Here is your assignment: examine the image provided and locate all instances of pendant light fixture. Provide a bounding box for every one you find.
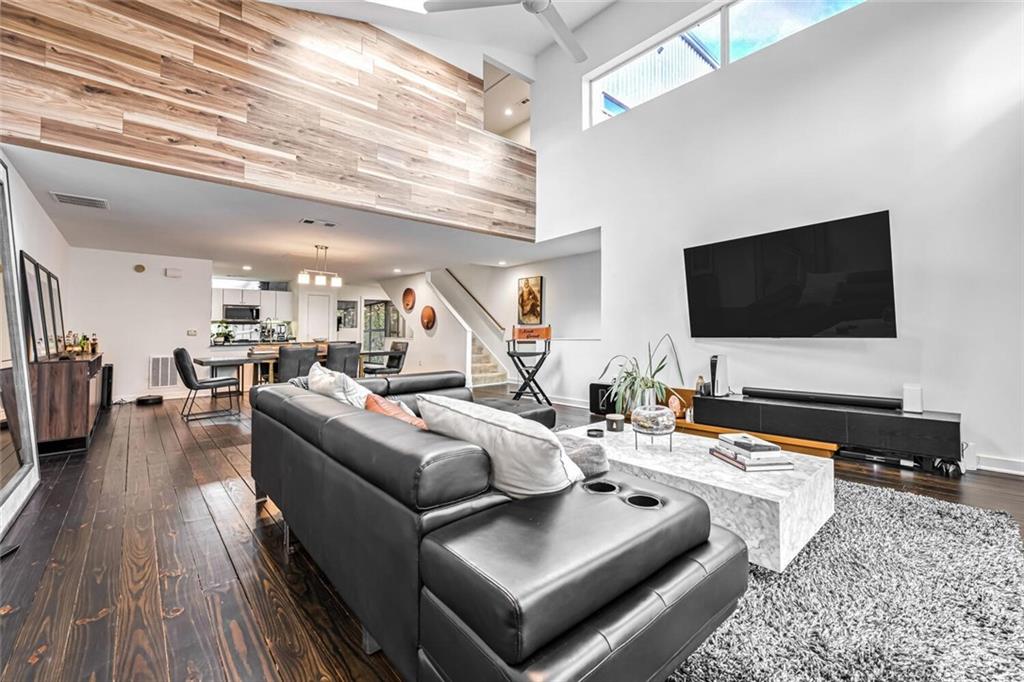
[298,244,343,288]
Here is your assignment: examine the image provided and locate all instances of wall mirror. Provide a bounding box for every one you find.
[20,252,47,361]
[0,159,41,536]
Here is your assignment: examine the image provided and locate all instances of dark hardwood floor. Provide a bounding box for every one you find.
[1,391,1021,680]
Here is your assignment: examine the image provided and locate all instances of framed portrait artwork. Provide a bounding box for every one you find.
[517,276,543,325]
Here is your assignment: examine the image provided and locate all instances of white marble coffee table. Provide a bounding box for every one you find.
[562,424,834,572]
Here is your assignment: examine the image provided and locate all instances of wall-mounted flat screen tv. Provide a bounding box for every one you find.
[683,211,897,338]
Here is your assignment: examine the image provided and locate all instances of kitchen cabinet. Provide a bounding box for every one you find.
[222,288,243,305]
[275,291,294,321]
[260,290,277,319]
[211,288,223,320]
[241,289,261,306]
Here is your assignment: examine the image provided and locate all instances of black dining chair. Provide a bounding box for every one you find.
[278,345,318,383]
[326,342,361,376]
[173,347,240,422]
[363,341,408,376]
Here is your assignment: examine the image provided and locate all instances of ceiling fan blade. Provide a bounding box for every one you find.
[424,0,520,12]
[534,3,587,63]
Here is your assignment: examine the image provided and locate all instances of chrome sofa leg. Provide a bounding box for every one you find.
[362,626,381,655]
[283,521,297,556]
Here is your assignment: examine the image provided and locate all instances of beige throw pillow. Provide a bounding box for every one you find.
[417,393,583,498]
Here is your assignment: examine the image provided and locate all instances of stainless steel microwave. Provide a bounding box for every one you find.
[223,304,260,321]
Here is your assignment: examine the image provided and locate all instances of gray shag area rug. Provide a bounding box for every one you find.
[671,479,1024,682]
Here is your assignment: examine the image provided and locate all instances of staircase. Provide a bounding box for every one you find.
[471,335,507,387]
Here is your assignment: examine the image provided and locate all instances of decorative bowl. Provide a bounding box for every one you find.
[631,404,676,436]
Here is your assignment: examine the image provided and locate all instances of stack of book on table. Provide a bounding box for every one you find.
[709,433,794,472]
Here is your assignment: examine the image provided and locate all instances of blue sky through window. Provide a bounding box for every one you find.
[729,0,865,61]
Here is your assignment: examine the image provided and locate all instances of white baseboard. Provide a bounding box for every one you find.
[499,381,589,410]
[977,454,1024,476]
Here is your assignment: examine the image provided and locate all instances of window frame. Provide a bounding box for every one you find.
[582,0,867,129]
[582,0,731,130]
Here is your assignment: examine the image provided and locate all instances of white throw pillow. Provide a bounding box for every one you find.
[307,362,371,409]
[417,393,583,498]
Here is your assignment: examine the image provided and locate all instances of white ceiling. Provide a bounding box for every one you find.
[4,146,599,284]
[267,0,614,58]
[483,62,531,135]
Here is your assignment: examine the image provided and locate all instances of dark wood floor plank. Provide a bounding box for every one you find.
[0,408,119,680]
[205,580,280,682]
[153,487,225,682]
[112,406,170,682]
[57,407,129,681]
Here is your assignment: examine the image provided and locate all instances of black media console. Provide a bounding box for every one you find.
[693,389,962,474]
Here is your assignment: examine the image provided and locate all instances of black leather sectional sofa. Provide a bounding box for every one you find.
[250,371,748,681]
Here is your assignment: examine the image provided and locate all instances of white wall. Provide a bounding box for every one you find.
[531,1,1024,467]
[378,273,471,379]
[448,251,602,405]
[1,149,69,280]
[65,248,213,401]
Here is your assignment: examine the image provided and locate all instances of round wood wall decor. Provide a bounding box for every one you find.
[402,287,416,312]
[420,305,436,330]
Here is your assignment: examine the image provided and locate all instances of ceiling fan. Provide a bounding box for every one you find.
[423,0,587,63]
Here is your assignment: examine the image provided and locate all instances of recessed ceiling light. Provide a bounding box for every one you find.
[393,268,402,273]
[242,265,252,271]
[504,107,513,117]
[498,260,507,266]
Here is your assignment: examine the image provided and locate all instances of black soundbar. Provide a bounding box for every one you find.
[741,386,903,411]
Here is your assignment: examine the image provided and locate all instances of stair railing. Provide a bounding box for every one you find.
[444,268,505,333]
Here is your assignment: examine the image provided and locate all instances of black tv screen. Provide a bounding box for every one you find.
[683,211,897,338]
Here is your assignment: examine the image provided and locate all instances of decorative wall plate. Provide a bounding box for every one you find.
[402,287,416,312]
[420,305,436,330]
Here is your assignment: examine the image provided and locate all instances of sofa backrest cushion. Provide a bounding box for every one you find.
[388,386,474,416]
[320,410,490,510]
[417,394,584,499]
[385,371,466,395]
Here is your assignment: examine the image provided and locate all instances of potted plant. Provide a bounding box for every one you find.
[599,334,685,414]
[212,321,235,346]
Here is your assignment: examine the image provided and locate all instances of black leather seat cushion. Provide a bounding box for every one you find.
[420,474,712,665]
[320,410,490,510]
[475,397,556,428]
[419,525,748,682]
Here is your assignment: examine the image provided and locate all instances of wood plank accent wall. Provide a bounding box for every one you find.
[0,0,536,240]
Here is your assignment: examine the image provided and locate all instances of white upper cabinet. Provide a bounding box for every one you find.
[260,290,277,319]
[241,289,261,306]
[211,288,224,320]
[275,291,294,322]
[222,288,243,305]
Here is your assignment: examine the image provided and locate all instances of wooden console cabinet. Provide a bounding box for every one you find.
[2,353,104,455]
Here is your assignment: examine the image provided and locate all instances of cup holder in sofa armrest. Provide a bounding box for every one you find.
[624,493,663,510]
[583,480,620,495]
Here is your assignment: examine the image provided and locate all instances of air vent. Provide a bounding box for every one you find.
[299,217,337,228]
[149,356,178,389]
[50,192,109,209]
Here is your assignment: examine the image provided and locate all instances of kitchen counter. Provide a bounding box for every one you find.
[210,340,295,348]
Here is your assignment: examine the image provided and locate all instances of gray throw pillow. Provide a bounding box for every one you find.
[556,433,609,478]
